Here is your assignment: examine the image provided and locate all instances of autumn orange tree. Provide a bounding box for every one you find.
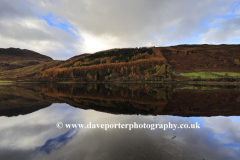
[234,59,239,66]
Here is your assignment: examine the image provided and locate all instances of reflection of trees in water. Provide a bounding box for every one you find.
[0,85,52,116]
[34,84,173,115]
[1,84,240,117]
[33,84,240,116]
[39,83,172,101]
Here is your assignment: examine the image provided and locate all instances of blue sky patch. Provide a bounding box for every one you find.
[41,13,79,37]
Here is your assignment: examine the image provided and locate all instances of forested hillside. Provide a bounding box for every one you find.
[38,47,172,81]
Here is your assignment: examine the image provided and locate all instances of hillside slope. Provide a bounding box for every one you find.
[2,44,240,82]
[0,48,54,72]
[0,60,61,81]
[38,45,240,82]
[157,44,240,73]
[0,48,61,81]
[39,47,169,81]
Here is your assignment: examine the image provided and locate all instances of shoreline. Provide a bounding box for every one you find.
[1,80,240,86]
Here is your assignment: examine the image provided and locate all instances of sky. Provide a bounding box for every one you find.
[0,0,240,60]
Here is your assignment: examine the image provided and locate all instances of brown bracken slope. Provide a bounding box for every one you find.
[156,44,240,73]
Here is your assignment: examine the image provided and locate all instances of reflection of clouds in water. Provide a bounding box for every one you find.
[0,103,83,149]
[203,116,240,156]
[36,129,78,154]
[1,104,240,159]
[29,129,78,159]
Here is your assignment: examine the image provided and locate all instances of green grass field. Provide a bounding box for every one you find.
[180,86,220,90]
[180,72,240,79]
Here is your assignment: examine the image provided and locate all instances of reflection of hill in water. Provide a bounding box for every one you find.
[1,84,240,117]
[37,83,172,115]
[164,89,240,116]
[0,85,52,116]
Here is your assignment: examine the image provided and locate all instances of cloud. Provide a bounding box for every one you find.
[200,17,240,43]
[0,0,80,60]
[0,0,240,59]
[0,0,34,19]
[26,0,240,51]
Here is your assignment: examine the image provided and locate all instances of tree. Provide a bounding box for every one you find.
[120,67,124,75]
[112,69,115,75]
[87,73,92,80]
[124,66,128,75]
[136,66,140,74]
[131,66,134,74]
[234,59,239,66]
[107,68,111,74]
[145,72,151,80]
[154,65,165,77]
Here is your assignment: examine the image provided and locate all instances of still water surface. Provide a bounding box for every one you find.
[0,83,240,160]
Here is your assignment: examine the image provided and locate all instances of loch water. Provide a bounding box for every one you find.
[0,83,240,160]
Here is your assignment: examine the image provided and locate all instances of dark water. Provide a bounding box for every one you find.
[1,83,240,160]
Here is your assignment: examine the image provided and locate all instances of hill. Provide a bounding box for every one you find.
[0,48,61,81]
[157,44,240,73]
[0,48,53,72]
[38,47,170,81]
[38,44,240,82]
[1,44,240,82]
[0,48,52,61]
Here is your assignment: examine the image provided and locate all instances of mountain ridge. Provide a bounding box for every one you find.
[1,44,240,82]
